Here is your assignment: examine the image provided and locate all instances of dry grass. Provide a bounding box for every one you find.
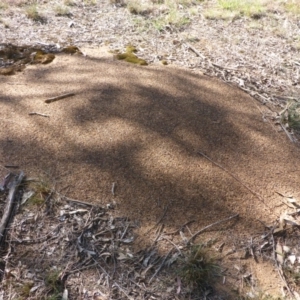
[25,4,42,21]
[54,4,71,16]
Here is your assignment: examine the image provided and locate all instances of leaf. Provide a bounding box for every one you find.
[288,255,296,265]
[121,236,134,243]
[21,190,34,205]
[283,214,300,226]
[276,243,284,265]
[62,288,68,300]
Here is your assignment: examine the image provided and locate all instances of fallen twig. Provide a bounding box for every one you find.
[111,182,116,195]
[197,151,270,208]
[160,236,182,255]
[4,165,19,169]
[59,193,95,207]
[155,204,169,227]
[187,213,239,244]
[114,282,133,300]
[45,92,75,104]
[165,220,195,235]
[0,171,24,244]
[149,248,173,283]
[185,42,206,60]
[280,121,294,143]
[270,230,295,298]
[28,112,49,117]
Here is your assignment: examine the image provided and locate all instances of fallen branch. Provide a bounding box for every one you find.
[45,92,75,104]
[0,171,25,245]
[28,112,49,117]
[59,193,95,207]
[197,151,270,208]
[187,213,239,244]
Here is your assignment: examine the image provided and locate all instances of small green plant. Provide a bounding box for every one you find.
[284,0,300,15]
[126,0,153,15]
[217,0,265,18]
[287,102,300,130]
[64,0,77,6]
[25,179,52,206]
[166,8,190,27]
[20,281,34,297]
[83,0,97,5]
[45,269,63,299]
[178,243,221,291]
[25,5,44,21]
[204,8,239,20]
[0,2,8,10]
[0,18,10,28]
[54,5,71,16]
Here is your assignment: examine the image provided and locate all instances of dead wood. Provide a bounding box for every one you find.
[0,171,24,245]
[45,92,75,104]
[270,230,295,298]
[187,213,239,244]
[29,112,50,117]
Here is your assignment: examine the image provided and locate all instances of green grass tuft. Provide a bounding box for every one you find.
[54,5,71,16]
[217,0,265,18]
[178,243,221,290]
[25,4,44,22]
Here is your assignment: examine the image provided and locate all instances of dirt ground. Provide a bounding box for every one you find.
[1,0,300,298]
[1,46,300,298]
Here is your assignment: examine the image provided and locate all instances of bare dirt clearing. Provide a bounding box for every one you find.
[0,0,300,299]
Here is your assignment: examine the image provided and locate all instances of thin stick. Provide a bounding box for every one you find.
[4,165,19,169]
[0,172,25,244]
[160,236,182,255]
[185,42,206,60]
[45,92,75,104]
[59,193,95,207]
[155,204,169,227]
[114,282,133,300]
[111,182,116,196]
[165,220,195,235]
[197,151,270,208]
[280,122,294,143]
[270,230,294,298]
[187,213,239,244]
[149,248,173,283]
[28,112,49,117]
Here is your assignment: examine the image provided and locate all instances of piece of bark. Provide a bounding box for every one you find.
[0,171,24,245]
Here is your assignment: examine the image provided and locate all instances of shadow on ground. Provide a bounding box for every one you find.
[1,48,300,237]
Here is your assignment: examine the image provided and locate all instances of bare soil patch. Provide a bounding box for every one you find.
[0,0,300,299]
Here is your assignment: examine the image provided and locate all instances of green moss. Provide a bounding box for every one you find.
[34,50,55,64]
[115,44,148,66]
[126,44,137,53]
[61,45,82,54]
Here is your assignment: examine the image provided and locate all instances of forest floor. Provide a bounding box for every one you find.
[0,1,300,299]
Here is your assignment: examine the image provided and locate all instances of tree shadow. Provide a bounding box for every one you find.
[1,51,300,235]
